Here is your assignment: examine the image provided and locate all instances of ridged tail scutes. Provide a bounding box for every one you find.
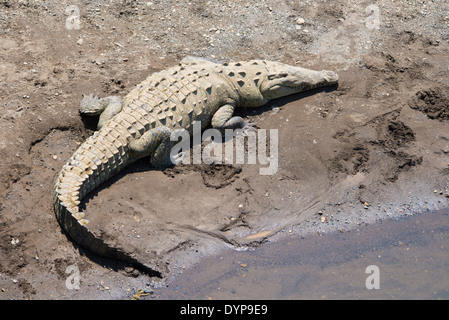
[53,135,162,277]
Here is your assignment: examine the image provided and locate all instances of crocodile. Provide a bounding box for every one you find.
[53,57,338,274]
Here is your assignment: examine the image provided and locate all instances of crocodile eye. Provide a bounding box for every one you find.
[267,72,289,80]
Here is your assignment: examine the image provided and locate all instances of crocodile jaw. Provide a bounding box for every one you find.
[259,63,338,101]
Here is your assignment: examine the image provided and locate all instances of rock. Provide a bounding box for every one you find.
[143,287,153,294]
[296,17,305,25]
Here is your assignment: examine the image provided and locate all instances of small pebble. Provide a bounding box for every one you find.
[296,17,305,25]
[143,288,153,294]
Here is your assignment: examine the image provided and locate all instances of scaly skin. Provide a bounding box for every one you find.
[54,57,338,274]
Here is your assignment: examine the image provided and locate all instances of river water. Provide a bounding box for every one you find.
[154,208,449,299]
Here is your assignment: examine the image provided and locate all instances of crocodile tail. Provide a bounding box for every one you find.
[53,132,161,276]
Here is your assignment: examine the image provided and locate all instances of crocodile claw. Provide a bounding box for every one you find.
[241,120,258,135]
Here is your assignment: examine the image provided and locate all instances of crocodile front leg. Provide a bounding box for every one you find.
[79,94,123,129]
[211,104,245,130]
[212,103,256,134]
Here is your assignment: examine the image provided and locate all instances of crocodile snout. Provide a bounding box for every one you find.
[322,70,339,84]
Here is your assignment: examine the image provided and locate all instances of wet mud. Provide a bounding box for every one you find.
[154,208,449,299]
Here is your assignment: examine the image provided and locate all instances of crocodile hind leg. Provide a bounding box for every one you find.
[129,126,171,156]
[129,126,187,166]
[128,126,174,165]
[150,137,181,167]
[97,97,123,129]
[79,94,123,129]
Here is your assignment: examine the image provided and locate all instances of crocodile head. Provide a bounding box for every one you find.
[232,60,338,107]
[259,61,338,101]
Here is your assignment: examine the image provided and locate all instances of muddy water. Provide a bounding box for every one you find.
[154,208,449,300]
